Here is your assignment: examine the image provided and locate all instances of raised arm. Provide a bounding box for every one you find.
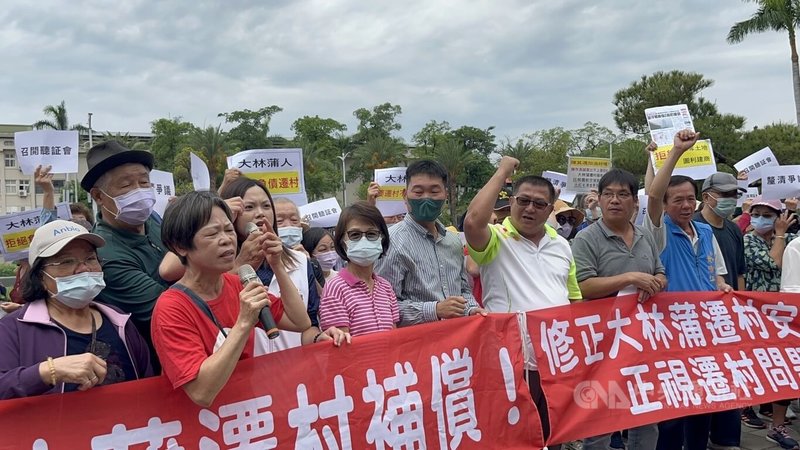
[646,131,699,226]
[464,156,518,252]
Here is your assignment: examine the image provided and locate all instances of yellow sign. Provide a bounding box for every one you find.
[247,171,301,195]
[3,229,36,253]
[569,157,612,169]
[378,187,404,200]
[652,141,713,169]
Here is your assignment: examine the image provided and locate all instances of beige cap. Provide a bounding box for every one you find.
[28,220,105,265]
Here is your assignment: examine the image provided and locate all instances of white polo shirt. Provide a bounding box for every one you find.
[468,218,582,369]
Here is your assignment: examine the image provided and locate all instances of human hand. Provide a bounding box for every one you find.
[236,230,267,269]
[468,307,488,317]
[737,171,749,181]
[785,197,798,212]
[224,196,244,222]
[34,165,54,194]
[436,296,467,319]
[237,281,272,328]
[775,210,797,236]
[585,192,599,210]
[638,274,667,303]
[627,272,663,296]
[262,231,285,269]
[0,302,21,313]
[717,282,733,293]
[367,182,380,205]
[645,141,657,153]
[499,156,519,176]
[219,169,242,193]
[316,327,352,347]
[672,130,700,154]
[742,197,754,214]
[46,353,107,391]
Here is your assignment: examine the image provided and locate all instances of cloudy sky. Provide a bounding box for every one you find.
[0,0,794,142]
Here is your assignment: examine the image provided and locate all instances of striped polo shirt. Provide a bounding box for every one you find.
[319,268,399,337]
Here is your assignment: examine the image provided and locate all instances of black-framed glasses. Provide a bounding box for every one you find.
[346,230,382,241]
[514,197,551,210]
[42,255,102,272]
[600,191,633,201]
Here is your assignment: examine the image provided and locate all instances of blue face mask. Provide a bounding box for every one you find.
[345,237,383,266]
[278,226,303,247]
[751,216,776,234]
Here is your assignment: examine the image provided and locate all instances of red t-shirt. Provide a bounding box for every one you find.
[151,273,284,389]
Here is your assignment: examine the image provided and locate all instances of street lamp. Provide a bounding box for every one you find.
[337,151,351,206]
[608,134,625,163]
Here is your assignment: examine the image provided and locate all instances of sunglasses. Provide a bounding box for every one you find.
[514,197,551,210]
[557,215,578,226]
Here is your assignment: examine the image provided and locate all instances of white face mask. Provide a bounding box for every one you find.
[45,271,106,309]
[278,226,303,247]
[102,188,156,226]
[558,224,574,238]
[345,238,383,266]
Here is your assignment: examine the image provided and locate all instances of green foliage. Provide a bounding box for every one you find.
[219,106,283,151]
[735,122,800,166]
[33,100,86,131]
[352,103,403,143]
[431,139,477,221]
[348,135,408,184]
[0,263,16,277]
[727,0,800,44]
[150,117,195,170]
[100,132,150,151]
[189,125,230,190]
[173,146,204,195]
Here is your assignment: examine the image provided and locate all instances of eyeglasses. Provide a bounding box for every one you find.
[42,255,102,272]
[346,230,382,241]
[557,215,578,226]
[513,197,551,210]
[600,191,633,201]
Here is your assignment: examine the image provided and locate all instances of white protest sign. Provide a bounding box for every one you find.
[566,157,612,194]
[227,148,308,206]
[635,194,649,226]
[298,197,342,228]
[55,202,72,220]
[541,171,577,203]
[374,167,407,216]
[645,105,716,180]
[738,188,760,208]
[0,209,44,262]
[14,130,79,175]
[645,104,694,148]
[650,140,717,180]
[190,152,210,191]
[761,165,800,200]
[734,147,779,185]
[150,170,175,217]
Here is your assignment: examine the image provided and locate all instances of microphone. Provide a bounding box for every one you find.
[245,222,260,235]
[238,264,279,339]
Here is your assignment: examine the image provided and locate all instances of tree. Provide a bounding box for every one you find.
[173,146,202,195]
[189,125,230,190]
[451,125,496,157]
[348,135,408,184]
[218,105,283,151]
[291,115,347,160]
[33,100,86,131]
[432,139,476,223]
[736,122,800,166]
[100,132,149,151]
[412,120,452,157]
[352,103,403,143]
[728,0,800,126]
[150,117,195,170]
[295,138,341,201]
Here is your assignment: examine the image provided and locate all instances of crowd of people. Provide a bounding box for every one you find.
[0,130,798,449]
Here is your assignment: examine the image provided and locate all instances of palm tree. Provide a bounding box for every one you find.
[350,135,407,184]
[728,0,800,125]
[33,100,86,131]
[101,132,149,151]
[433,139,476,222]
[189,125,229,190]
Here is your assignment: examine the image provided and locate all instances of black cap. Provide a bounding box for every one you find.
[80,141,154,191]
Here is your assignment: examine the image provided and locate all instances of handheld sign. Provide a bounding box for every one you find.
[190,152,210,191]
[374,167,407,216]
[298,197,342,228]
[227,148,308,206]
[0,210,43,262]
[761,165,800,200]
[566,157,611,194]
[734,147,778,185]
[541,171,577,203]
[150,170,175,217]
[645,105,717,180]
[14,130,79,175]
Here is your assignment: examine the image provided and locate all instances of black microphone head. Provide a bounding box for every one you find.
[245,222,260,235]
[238,264,260,285]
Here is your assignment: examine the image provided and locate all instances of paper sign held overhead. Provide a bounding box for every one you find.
[14,130,79,175]
[298,197,342,228]
[150,170,175,217]
[227,148,308,206]
[190,152,210,191]
[734,147,779,185]
[645,104,694,148]
[761,165,800,200]
[650,140,717,180]
[566,157,611,194]
[541,171,577,203]
[374,167,407,217]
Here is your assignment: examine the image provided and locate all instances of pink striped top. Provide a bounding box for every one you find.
[319,268,399,337]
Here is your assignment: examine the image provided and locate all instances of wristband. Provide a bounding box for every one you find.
[776,235,786,239]
[46,357,57,386]
[312,332,324,343]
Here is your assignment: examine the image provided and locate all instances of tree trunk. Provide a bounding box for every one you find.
[789,28,800,126]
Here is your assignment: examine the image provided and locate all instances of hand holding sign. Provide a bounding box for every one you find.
[673,130,700,154]
[367,182,380,206]
[34,165,54,195]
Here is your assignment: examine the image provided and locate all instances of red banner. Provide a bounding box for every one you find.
[0,314,542,450]
[528,291,800,444]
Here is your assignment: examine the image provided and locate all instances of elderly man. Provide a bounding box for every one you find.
[81,141,168,370]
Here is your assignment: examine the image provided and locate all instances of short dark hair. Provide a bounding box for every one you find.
[162,191,233,265]
[598,169,638,197]
[333,201,390,263]
[301,227,332,256]
[406,160,448,186]
[665,175,698,202]
[70,203,94,225]
[513,175,556,203]
[21,260,47,303]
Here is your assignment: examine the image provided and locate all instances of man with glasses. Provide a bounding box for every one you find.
[463,156,581,447]
[644,131,733,450]
[571,168,666,450]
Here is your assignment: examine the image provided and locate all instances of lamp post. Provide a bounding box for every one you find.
[87,113,93,212]
[337,151,351,206]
